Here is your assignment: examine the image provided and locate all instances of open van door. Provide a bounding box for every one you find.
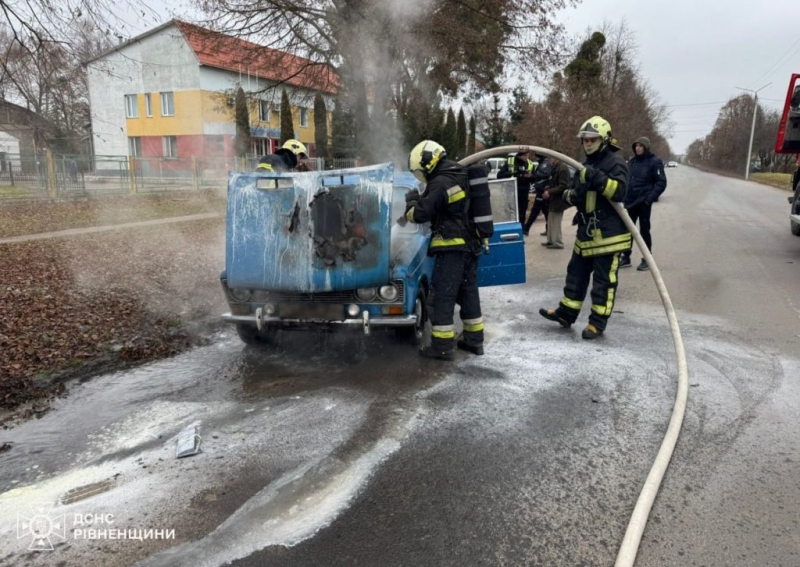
[775,73,800,154]
[477,178,526,287]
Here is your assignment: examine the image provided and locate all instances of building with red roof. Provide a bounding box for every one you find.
[86,20,338,161]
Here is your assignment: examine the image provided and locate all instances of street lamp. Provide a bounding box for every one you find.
[735,83,771,180]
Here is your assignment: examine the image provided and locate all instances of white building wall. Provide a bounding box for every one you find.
[87,25,201,156]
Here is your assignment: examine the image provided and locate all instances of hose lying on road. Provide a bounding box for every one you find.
[461,147,689,567]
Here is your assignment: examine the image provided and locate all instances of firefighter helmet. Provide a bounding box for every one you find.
[281,139,308,158]
[408,140,446,183]
[577,116,612,155]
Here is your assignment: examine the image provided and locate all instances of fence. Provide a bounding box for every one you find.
[0,152,363,202]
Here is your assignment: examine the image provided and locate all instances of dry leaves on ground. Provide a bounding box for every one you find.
[0,215,228,410]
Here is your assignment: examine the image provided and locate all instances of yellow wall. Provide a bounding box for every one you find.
[128,89,333,148]
[126,91,204,136]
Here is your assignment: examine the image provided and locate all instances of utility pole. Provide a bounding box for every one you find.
[736,83,771,180]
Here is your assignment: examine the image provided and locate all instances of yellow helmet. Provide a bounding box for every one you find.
[577,116,612,155]
[408,140,446,183]
[281,139,308,158]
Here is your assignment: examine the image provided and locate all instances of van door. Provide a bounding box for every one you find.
[477,178,527,287]
[225,163,394,292]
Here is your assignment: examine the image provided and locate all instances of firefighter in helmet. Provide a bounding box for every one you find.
[539,116,630,339]
[256,139,308,172]
[405,140,485,360]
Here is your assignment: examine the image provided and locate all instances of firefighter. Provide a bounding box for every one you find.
[497,149,535,225]
[539,116,630,340]
[256,139,308,172]
[405,140,484,360]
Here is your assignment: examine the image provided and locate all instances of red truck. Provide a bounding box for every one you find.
[775,73,800,235]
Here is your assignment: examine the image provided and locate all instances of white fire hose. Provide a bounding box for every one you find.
[461,146,688,567]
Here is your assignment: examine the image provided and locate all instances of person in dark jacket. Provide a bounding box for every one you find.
[539,116,630,340]
[497,150,534,225]
[405,140,484,360]
[522,154,553,236]
[256,139,308,172]
[540,156,572,249]
[620,136,666,271]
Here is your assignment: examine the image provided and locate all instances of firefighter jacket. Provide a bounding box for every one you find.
[563,146,630,257]
[625,137,667,208]
[405,159,478,255]
[256,151,294,173]
[497,156,535,193]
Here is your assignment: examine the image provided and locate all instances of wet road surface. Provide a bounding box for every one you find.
[1,166,799,566]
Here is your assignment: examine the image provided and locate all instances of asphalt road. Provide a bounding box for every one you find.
[1,165,798,567]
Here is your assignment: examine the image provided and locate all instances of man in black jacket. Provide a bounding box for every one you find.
[620,137,667,271]
[539,116,629,340]
[497,150,534,225]
[405,140,484,360]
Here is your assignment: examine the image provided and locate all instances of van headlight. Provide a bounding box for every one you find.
[230,288,251,302]
[378,284,399,302]
[355,287,377,302]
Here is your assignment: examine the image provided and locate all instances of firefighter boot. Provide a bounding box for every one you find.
[419,346,454,361]
[456,340,484,356]
[539,308,571,328]
[581,324,603,340]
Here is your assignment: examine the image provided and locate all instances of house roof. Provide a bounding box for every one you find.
[85,19,339,95]
[173,20,339,95]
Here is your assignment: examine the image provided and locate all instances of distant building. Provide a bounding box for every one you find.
[85,20,338,160]
[0,99,53,160]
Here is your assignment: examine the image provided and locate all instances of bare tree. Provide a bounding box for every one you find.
[194,0,582,162]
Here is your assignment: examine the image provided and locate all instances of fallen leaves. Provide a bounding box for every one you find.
[0,197,229,410]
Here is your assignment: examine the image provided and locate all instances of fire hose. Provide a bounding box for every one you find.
[460,147,689,567]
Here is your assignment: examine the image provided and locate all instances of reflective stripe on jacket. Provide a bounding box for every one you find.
[563,147,631,258]
[405,159,476,255]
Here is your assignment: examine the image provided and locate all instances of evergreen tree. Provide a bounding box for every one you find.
[279,89,294,146]
[331,94,357,159]
[313,93,329,160]
[486,93,506,148]
[455,108,467,160]
[467,115,476,155]
[442,107,457,156]
[507,87,531,143]
[234,86,251,158]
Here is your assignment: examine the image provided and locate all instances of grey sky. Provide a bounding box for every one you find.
[121,0,800,155]
[559,0,800,153]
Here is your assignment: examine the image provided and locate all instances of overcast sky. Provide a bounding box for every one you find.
[559,0,800,153]
[122,0,800,155]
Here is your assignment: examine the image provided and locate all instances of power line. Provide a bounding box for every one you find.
[748,35,800,89]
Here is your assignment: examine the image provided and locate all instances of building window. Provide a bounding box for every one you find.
[125,94,138,118]
[144,93,152,117]
[128,137,142,157]
[252,138,269,156]
[272,104,280,120]
[163,136,177,158]
[299,108,308,127]
[258,100,270,122]
[160,92,175,116]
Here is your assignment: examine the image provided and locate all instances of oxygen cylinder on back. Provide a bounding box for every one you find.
[466,163,493,253]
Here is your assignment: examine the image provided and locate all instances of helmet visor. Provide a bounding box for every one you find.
[411,169,426,183]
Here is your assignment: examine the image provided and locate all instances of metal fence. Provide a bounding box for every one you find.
[0,152,365,202]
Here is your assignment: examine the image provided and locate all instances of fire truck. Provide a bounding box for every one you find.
[775,73,800,235]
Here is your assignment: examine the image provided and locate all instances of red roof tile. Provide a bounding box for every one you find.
[174,20,339,94]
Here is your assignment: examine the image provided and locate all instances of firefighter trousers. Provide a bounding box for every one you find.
[430,251,484,352]
[555,251,622,331]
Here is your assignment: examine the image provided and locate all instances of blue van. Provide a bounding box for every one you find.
[220,163,525,346]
